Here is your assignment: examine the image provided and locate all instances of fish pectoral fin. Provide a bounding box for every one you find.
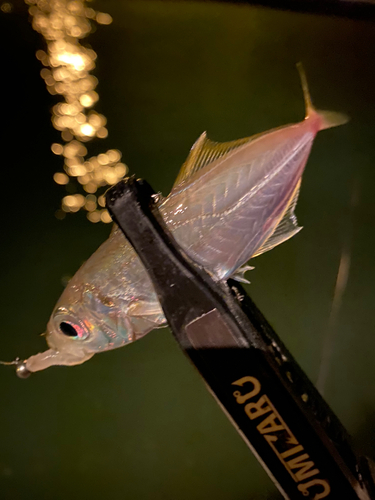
[231,265,255,284]
[127,300,166,337]
[252,180,303,258]
[172,132,254,191]
[127,300,163,317]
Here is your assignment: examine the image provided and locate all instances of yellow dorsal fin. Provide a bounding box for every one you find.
[172,132,255,189]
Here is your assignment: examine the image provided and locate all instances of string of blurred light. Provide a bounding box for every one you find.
[25,0,128,223]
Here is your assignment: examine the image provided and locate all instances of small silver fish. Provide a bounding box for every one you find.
[13,66,349,373]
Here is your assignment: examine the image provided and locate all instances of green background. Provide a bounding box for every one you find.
[1,1,375,498]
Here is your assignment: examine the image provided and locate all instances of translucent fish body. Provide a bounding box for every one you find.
[163,121,315,279]
[23,69,348,372]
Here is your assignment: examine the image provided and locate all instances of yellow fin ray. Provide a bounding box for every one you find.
[252,180,302,258]
[173,132,255,189]
[297,62,349,130]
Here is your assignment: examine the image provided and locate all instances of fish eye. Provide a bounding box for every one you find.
[53,309,90,340]
[59,322,79,337]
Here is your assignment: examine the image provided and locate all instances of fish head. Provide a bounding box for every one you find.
[24,279,134,373]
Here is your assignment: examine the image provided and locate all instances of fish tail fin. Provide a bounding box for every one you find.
[315,109,349,131]
[297,62,349,131]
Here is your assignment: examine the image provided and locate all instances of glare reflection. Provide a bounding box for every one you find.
[26,0,127,221]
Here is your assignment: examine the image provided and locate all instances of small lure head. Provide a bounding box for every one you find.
[0,358,31,379]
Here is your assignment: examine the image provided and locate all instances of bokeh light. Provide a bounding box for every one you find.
[26,0,127,221]
[1,2,13,13]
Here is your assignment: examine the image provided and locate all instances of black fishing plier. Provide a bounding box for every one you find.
[106,177,375,500]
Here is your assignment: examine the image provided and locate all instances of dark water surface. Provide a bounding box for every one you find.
[1,1,375,499]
